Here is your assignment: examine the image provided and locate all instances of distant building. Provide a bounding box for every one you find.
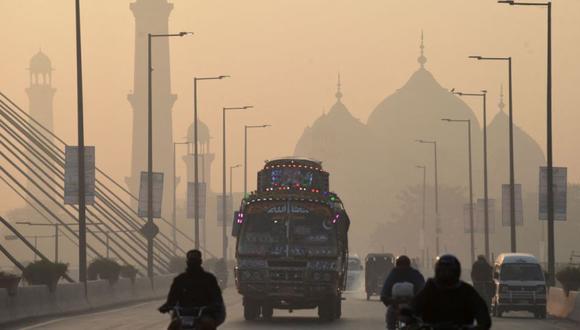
[366,32,483,209]
[126,0,178,218]
[26,50,56,196]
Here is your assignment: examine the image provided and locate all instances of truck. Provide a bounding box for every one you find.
[231,157,350,321]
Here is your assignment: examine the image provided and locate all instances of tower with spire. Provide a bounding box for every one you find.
[417,30,427,69]
[126,0,178,216]
[26,50,56,194]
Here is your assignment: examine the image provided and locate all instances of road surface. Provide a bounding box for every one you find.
[10,289,578,330]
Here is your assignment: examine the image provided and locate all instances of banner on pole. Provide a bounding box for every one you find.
[501,184,523,227]
[187,182,206,219]
[217,195,233,227]
[64,146,96,205]
[138,171,164,218]
[539,167,567,221]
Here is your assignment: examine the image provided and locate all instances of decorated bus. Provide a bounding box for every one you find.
[231,157,350,321]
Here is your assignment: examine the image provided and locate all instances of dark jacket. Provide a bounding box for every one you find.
[160,265,226,325]
[471,259,493,283]
[411,278,491,329]
[380,267,425,306]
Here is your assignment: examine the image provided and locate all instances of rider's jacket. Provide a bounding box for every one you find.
[411,278,492,329]
[380,267,425,306]
[160,265,226,325]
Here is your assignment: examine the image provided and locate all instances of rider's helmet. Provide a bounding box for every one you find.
[395,255,411,268]
[186,249,203,268]
[434,254,461,287]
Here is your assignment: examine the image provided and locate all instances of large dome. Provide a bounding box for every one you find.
[487,89,545,197]
[366,64,483,200]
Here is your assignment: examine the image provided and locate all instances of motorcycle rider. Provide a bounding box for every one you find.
[159,250,226,330]
[380,255,425,330]
[471,255,493,309]
[410,254,491,329]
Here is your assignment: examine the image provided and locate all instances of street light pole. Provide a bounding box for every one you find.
[222,106,252,261]
[147,31,191,278]
[416,139,439,257]
[172,141,190,255]
[499,0,556,286]
[469,55,516,252]
[16,221,80,263]
[452,89,490,259]
[193,76,228,250]
[244,125,271,197]
[74,0,87,291]
[416,165,427,267]
[442,119,475,264]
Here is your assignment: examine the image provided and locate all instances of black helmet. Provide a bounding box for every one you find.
[435,254,461,287]
[395,255,411,268]
[186,249,203,268]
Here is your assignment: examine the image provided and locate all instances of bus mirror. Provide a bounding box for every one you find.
[232,211,242,237]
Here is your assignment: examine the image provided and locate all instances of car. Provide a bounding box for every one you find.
[346,255,364,291]
[365,253,394,300]
[491,253,547,319]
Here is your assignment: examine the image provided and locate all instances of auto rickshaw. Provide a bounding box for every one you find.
[365,253,394,300]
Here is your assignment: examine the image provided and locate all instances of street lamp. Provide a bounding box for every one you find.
[244,124,271,198]
[5,234,54,261]
[222,106,252,261]
[415,139,440,257]
[442,118,475,264]
[146,31,192,279]
[452,89,491,260]
[499,0,556,286]
[416,165,427,268]
[16,221,70,263]
[16,222,104,263]
[74,0,88,289]
[193,76,229,250]
[469,55,517,253]
[172,141,191,255]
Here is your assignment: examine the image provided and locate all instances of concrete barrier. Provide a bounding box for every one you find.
[0,274,175,326]
[547,287,580,322]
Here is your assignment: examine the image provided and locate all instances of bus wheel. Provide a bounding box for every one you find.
[243,298,260,321]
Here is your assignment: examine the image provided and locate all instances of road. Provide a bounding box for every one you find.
[10,289,578,330]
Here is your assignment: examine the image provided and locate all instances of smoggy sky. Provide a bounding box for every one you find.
[1,0,579,214]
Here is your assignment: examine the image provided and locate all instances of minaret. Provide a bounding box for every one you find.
[335,73,343,102]
[26,51,56,193]
[126,0,177,216]
[417,30,427,69]
[183,120,214,193]
[499,84,505,112]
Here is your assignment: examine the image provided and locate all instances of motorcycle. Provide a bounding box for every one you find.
[162,305,208,330]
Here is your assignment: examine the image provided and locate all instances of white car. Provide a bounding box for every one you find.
[346,255,364,291]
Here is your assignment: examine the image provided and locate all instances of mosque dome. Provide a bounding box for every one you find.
[487,87,545,196]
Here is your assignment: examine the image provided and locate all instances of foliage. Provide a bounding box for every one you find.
[22,260,68,290]
[88,258,121,283]
[556,266,580,295]
[120,265,138,280]
[168,256,186,274]
[0,271,20,280]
